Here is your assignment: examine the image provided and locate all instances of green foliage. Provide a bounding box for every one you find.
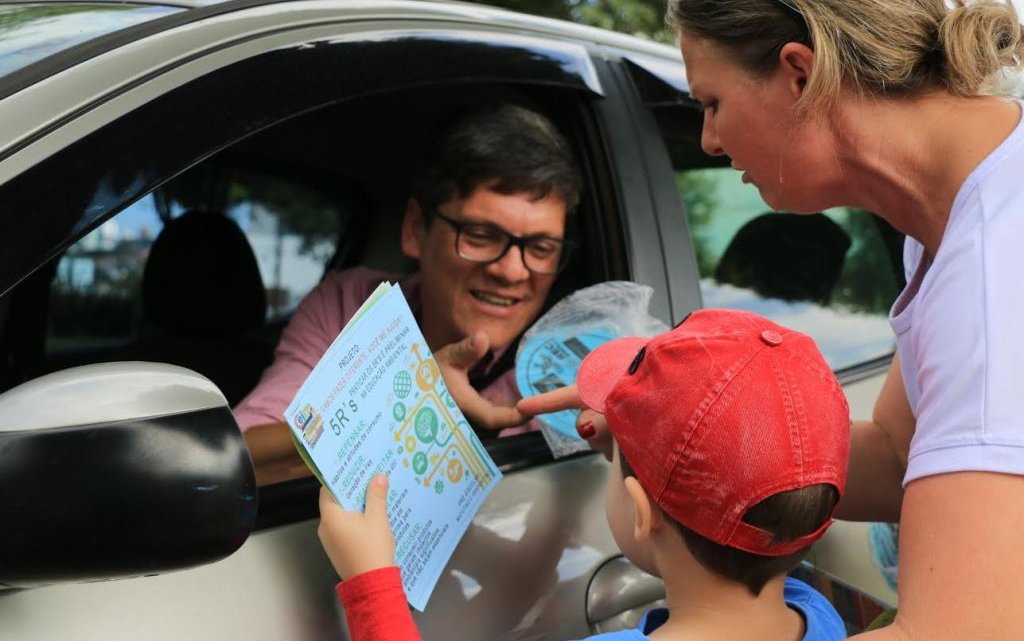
[674,171,719,277]
[227,179,337,262]
[480,0,674,42]
[0,4,135,31]
[830,210,903,315]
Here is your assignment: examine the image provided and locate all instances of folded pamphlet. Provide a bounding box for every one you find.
[284,282,502,611]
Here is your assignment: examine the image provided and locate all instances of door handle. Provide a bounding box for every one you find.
[586,555,666,634]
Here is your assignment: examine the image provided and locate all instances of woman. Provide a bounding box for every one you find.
[520,1,1024,640]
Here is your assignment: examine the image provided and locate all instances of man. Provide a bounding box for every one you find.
[235,104,580,485]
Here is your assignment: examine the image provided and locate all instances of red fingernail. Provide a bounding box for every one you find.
[578,421,595,439]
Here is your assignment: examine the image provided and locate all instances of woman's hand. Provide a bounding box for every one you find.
[516,384,583,416]
[317,475,396,580]
[517,386,613,461]
[574,408,613,461]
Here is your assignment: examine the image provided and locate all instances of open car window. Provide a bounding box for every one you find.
[0,23,631,531]
[45,167,346,367]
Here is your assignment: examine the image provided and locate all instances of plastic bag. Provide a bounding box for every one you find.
[515,281,669,458]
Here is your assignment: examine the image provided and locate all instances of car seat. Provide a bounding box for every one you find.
[126,210,274,406]
[714,213,852,305]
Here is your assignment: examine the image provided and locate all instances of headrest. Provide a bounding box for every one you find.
[715,213,851,305]
[143,211,266,337]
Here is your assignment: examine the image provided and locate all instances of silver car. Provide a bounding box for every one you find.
[0,1,900,639]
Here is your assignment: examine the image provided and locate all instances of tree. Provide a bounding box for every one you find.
[480,0,674,42]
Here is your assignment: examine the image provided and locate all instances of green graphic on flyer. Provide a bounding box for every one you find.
[395,343,492,492]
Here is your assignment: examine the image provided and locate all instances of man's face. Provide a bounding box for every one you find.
[402,185,567,351]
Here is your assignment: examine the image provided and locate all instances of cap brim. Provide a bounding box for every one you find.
[578,337,649,413]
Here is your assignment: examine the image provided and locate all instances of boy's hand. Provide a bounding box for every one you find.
[318,475,396,579]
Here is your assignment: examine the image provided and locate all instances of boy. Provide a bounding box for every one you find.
[318,308,850,640]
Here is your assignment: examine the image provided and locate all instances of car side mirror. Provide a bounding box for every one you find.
[0,362,257,588]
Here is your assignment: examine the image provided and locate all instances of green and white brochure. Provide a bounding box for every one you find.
[284,282,502,611]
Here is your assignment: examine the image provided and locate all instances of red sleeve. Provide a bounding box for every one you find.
[336,566,423,641]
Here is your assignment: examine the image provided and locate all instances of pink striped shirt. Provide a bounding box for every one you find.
[233,266,535,437]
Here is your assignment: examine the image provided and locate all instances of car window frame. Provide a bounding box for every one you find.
[590,52,703,326]
[0,0,272,101]
[0,25,642,529]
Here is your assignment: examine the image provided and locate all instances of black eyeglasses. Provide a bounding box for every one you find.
[429,209,572,275]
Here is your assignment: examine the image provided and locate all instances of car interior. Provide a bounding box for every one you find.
[0,81,624,480]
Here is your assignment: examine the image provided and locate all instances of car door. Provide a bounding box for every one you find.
[0,5,666,641]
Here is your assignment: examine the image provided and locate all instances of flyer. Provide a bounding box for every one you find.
[284,282,502,611]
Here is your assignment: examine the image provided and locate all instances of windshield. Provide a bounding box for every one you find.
[0,3,183,80]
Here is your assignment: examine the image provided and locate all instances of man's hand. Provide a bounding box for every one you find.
[318,475,396,580]
[516,386,613,461]
[434,331,526,431]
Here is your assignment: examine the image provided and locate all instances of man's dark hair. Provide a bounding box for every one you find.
[410,103,580,214]
[619,451,837,596]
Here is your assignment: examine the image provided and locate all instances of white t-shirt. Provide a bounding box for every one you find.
[890,98,1024,485]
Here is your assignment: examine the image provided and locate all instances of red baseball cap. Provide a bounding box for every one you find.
[578,308,850,556]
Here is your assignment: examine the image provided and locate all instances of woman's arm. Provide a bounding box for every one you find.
[836,355,915,523]
[856,471,1024,641]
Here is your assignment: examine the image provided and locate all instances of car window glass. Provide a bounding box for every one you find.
[676,166,901,370]
[0,3,182,80]
[46,170,339,354]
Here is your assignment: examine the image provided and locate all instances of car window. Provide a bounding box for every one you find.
[0,3,183,80]
[0,18,617,482]
[648,103,904,371]
[678,167,900,370]
[46,168,340,355]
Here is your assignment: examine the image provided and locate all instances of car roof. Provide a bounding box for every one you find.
[0,0,683,100]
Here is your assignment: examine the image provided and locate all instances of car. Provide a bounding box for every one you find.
[0,1,903,639]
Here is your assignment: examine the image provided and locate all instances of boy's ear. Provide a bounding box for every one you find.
[778,42,814,99]
[624,477,663,541]
[401,198,426,260]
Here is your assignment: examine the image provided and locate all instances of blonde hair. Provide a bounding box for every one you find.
[667,0,1024,113]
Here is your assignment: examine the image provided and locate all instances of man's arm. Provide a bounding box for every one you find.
[836,354,915,523]
[235,274,347,484]
[855,471,1024,641]
[245,330,528,485]
[243,421,311,486]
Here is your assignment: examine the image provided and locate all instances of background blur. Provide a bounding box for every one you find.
[474,0,1024,49]
[477,0,674,42]
[473,0,1024,95]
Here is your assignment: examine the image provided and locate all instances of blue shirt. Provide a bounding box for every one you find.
[573,577,847,640]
